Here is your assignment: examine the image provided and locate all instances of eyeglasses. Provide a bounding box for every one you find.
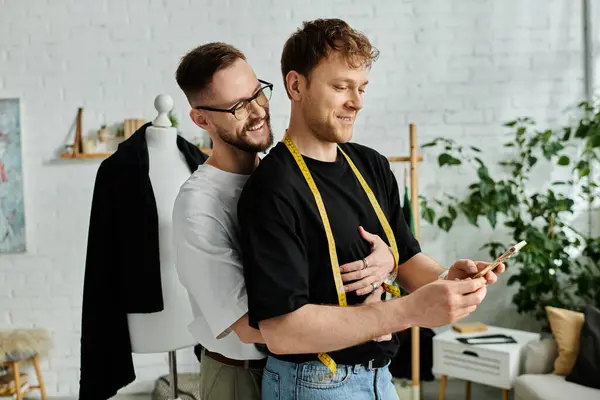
[194,79,273,121]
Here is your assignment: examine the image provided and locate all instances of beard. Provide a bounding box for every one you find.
[302,97,353,144]
[216,112,274,153]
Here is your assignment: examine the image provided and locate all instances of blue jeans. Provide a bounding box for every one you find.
[262,355,400,400]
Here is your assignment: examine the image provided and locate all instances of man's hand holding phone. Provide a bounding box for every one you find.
[446,259,506,284]
[445,241,527,284]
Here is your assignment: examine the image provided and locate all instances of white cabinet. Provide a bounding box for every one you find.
[433,325,541,398]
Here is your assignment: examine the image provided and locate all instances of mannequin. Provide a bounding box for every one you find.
[126,94,197,398]
[126,94,196,350]
[79,94,208,400]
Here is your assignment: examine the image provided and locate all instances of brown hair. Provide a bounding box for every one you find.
[280,18,379,98]
[176,42,246,105]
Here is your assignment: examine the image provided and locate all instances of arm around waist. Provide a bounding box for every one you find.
[258,297,414,355]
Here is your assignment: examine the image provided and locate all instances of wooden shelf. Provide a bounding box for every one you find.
[60,152,112,159]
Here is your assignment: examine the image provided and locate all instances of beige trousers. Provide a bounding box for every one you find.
[199,349,263,400]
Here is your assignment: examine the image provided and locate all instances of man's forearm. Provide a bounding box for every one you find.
[232,313,266,344]
[396,253,447,293]
[259,298,414,355]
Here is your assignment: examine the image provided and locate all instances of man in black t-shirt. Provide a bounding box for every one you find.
[238,19,505,400]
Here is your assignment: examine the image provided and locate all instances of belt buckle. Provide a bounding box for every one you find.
[367,359,375,370]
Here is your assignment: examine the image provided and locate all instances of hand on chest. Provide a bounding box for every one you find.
[299,169,388,264]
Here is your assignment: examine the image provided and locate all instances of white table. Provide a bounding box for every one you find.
[432,325,540,400]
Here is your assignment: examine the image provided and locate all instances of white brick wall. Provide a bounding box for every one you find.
[0,0,598,396]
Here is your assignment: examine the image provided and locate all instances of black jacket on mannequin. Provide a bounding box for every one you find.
[79,123,208,400]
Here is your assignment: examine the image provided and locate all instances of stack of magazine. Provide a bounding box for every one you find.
[0,373,29,399]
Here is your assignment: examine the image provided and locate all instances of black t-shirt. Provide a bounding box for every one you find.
[237,141,421,365]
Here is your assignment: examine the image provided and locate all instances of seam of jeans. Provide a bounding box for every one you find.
[374,367,380,400]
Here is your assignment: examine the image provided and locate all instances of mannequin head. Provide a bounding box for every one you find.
[176,43,273,153]
[281,19,379,144]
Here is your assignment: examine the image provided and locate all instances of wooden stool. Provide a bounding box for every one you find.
[0,328,51,400]
[0,354,47,400]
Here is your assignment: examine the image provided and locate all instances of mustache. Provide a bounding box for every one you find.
[244,111,270,131]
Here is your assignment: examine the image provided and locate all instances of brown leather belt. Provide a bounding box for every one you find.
[204,349,267,369]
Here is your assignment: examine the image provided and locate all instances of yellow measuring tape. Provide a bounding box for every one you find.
[283,135,401,376]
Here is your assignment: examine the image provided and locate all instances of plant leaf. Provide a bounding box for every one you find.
[422,208,435,224]
[486,211,497,228]
[528,156,538,167]
[437,216,453,232]
[448,205,457,219]
[558,155,570,166]
[438,153,461,167]
[575,123,589,139]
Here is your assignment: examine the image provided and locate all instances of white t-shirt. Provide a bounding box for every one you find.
[173,164,265,360]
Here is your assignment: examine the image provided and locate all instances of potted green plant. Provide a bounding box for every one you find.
[419,101,600,330]
[115,123,124,138]
[168,110,178,129]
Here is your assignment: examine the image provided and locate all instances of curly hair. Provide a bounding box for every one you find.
[281,18,379,98]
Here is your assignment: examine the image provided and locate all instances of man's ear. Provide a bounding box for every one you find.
[190,109,210,131]
[285,71,304,101]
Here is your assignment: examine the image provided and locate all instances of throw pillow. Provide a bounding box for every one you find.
[565,305,600,389]
[524,337,558,374]
[545,306,585,375]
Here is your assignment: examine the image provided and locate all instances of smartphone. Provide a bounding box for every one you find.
[473,240,527,279]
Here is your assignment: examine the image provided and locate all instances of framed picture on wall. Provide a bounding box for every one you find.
[0,98,26,253]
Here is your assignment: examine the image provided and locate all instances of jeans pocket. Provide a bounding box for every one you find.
[262,368,280,400]
[298,363,351,390]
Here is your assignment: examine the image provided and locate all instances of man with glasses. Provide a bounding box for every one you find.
[172,41,402,399]
[172,42,273,400]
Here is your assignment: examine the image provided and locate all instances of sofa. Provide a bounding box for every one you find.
[513,305,600,400]
[513,337,600,400]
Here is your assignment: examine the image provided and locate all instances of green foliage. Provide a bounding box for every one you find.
[420,101,600,330]
[115,123,124,137]
[168,110,178,128]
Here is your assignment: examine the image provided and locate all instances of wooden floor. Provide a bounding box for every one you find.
[419,377,508,399]
[49,377,506,400]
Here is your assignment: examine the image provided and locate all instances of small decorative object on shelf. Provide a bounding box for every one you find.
[97,124,110,142]
[60,108,138,159]
[60,108,113,159]
[194,133,213,152]
[81,137,97,154]
[123,118,146,139]
[115,123,124,137]
[168,110,178,128]
[200,147,212,155]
